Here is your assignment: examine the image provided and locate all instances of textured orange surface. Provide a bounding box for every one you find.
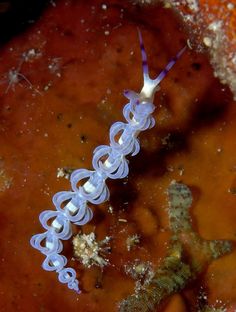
[199,0,236,41]
[169,0,236,42]
[165,0,236,99]
[0,0,236,311]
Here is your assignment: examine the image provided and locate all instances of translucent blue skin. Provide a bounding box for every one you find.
[30,31,186,293]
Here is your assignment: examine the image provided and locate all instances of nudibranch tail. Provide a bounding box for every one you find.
[138,28,186,101]
[30,30,185,293]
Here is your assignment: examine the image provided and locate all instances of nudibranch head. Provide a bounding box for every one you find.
[137,28,186,102]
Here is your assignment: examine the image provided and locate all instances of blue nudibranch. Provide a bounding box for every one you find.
[30,30,186,293]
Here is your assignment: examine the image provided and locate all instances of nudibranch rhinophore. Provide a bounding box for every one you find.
[30,30,186,293]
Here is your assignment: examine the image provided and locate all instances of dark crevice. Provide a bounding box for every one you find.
[0,0,52,45]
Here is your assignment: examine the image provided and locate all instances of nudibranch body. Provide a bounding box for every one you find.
[30,30,186,293]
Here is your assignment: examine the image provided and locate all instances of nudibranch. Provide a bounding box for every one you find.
[30,30,186,293]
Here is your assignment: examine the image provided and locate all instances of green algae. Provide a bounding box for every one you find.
[201,307,226,312]
[119,182,232,312]
[167,181,193,232]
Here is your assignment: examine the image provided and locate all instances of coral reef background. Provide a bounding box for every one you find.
[0,0,236,311]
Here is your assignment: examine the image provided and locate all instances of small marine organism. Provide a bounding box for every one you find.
[57,167,75,180]
[30,31,186,293]
[0,49,42,95]
[72,232,111,268]
[0,62,33,94]
[126,233,140,251]
[124,259,154,288]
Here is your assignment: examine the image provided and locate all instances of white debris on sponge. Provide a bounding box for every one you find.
[73,233,111,268]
